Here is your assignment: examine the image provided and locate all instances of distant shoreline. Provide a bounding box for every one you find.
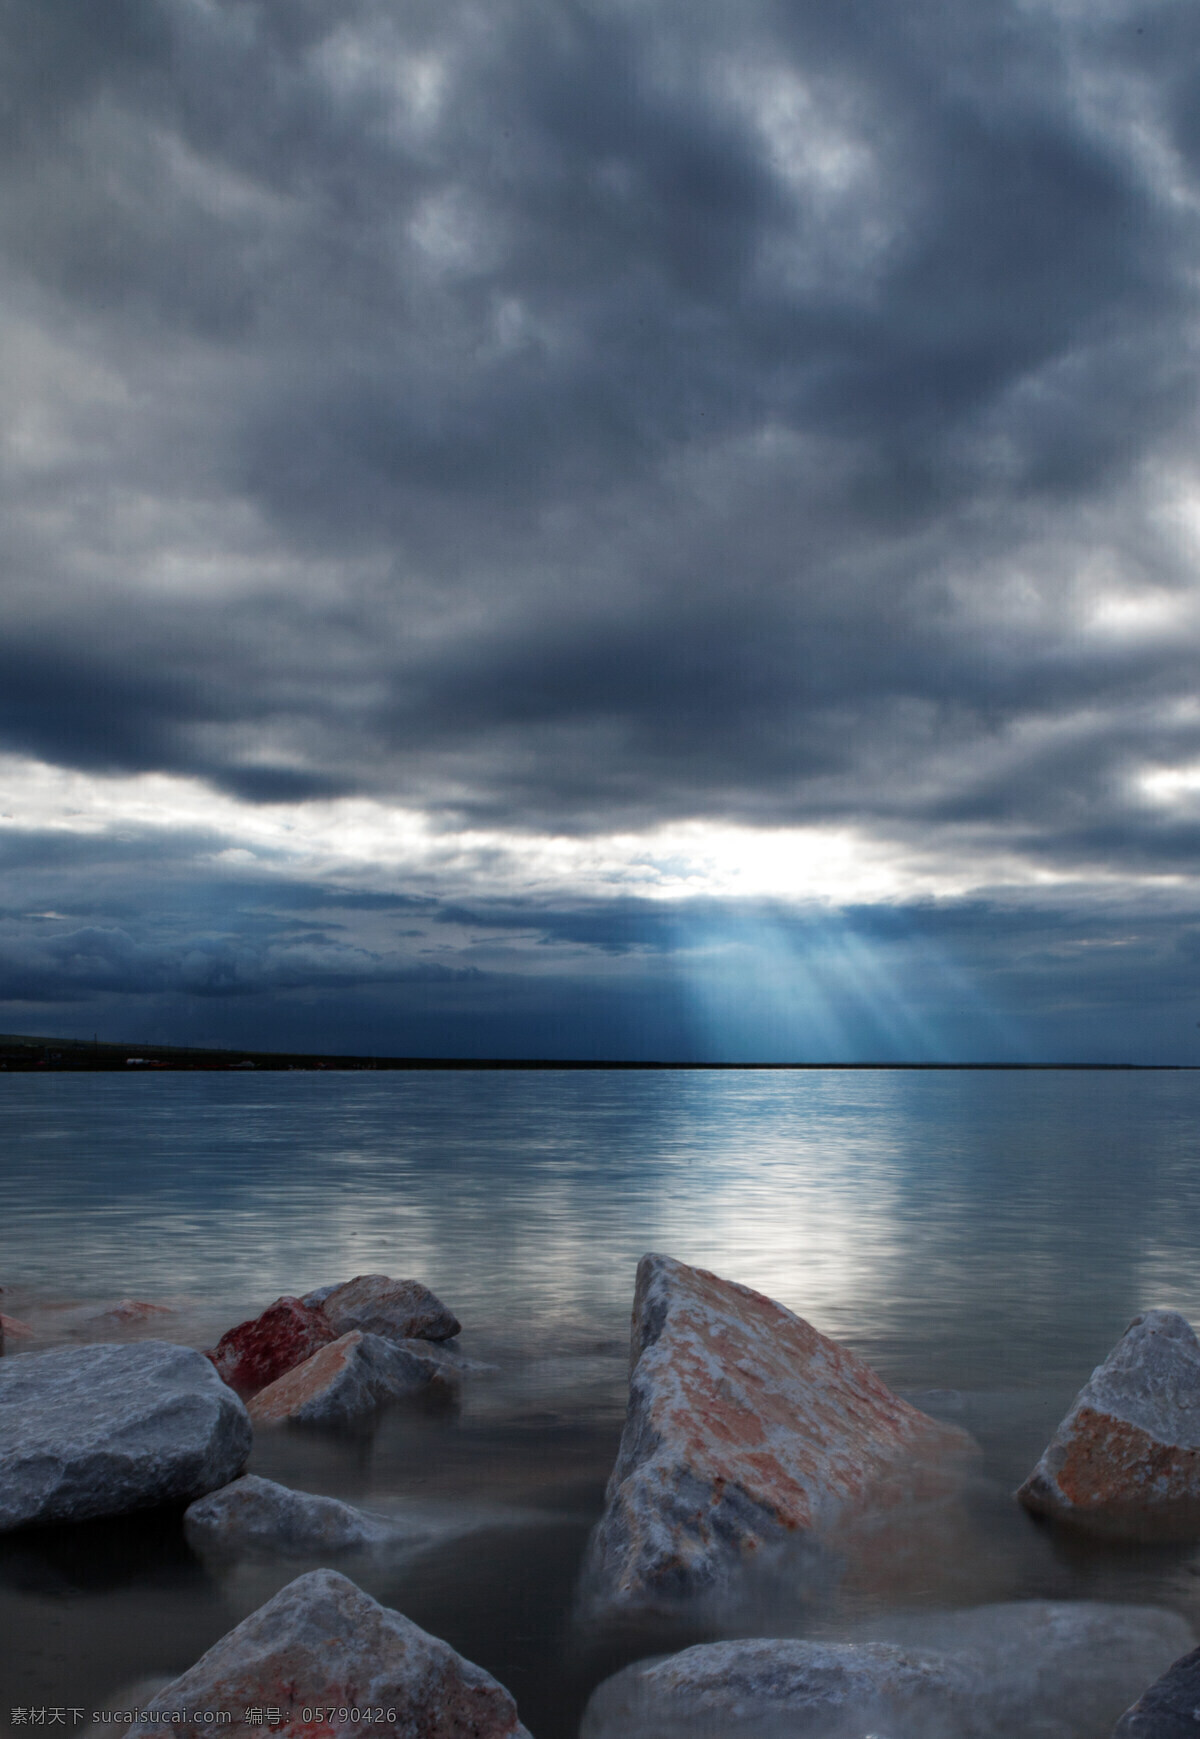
[0,1032,1195,1071]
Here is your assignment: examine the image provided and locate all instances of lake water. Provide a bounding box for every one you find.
[3,1068,1200,1736]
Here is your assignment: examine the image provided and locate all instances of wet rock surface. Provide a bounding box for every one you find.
[183,1474,391,1557]
[0,1340,252,1530]
[312,1274,461,1343]
[582,1252,976,1617]
[581,1602,1193,1739]
[1018,1310,1200,1538]
[246,1329,448,1426]
[129,1566,533,1738]
[207,1296,337,1396]
[1113,1641,1200,1736]
[580,1637,975,1739]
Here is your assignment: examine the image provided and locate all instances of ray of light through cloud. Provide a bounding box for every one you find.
[1,0,1200,1058]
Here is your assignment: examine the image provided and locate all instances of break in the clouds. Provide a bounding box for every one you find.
[2,0,1200,1058]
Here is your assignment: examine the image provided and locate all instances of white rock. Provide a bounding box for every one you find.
[582,1253,975,1617]
[184,1474,391,1557]
[247,1330,449,1426]
[129,1567,532,1738]
[0,1341,251,1531]
[1018,1310,1200,1538]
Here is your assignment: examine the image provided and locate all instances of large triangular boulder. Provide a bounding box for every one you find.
[129,1568,532,1738]
[581,1254,975,1617]
[1018,1310,1200,1538]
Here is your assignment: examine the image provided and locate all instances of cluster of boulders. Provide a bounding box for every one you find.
[6,1255,1200,1736]
[206,1274,464,1423]
[0,1273,463,1532]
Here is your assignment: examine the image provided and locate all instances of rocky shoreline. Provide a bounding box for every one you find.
[5,1259,1200,1737]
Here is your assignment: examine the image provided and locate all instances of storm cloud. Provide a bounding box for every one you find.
[2,0,1200,1055]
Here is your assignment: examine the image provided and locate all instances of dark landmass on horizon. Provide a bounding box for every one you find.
[0,1033,1193,1073]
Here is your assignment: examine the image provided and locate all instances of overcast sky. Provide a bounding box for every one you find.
[3,0,1200,1060]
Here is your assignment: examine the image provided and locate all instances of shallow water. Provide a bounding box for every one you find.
[3,1068,1200,1736]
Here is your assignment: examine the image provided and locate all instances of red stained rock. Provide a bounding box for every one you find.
[208,1297,337,1397]
[1018,1309,1200,1538]
[0,1313,33,1339]
[583,1253,975,1617]
[129,1568,532,1739]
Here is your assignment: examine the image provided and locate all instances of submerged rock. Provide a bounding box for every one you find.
[184,1474,390,1557]
[208,1296,337,1397]
[129,1567,532,1738]
[581,1602,1193,1739]
[81,1299,174,1326]
[247,1330,448,1426]
[1114,1641,1200,1735]
[312,1274,461,1343]
[0,1341,251,1531]
[580,1637,973,1739]
[1018,1310,1200,1538]
[582,1253,975,1618]
[840,1600,1194,1739]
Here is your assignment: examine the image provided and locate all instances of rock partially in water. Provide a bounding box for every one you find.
[129,1567,533,1738]
[311,1274,461,1343]
[581,1252,975,1619]
[580,1637,974,1739]
[0,1341,251,1531]
[247,1330,448,1426]
[208,1296,337,1397]
[184,1474,390,1558]
[581,1602,1193,1739]
[840,1600,1194,1739]
[1018,1310,1200,1538]
[1113,1641,1200,1735]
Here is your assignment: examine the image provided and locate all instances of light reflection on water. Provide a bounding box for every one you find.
[4,1068,1200,1386]
[4,1068,1200,1737]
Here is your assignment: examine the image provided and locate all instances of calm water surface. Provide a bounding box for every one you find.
[3,1069,1200,1735]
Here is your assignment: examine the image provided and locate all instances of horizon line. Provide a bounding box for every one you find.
[0,1033,1196,1071]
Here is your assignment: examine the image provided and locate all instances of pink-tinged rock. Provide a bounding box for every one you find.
[248,1330,448,1426]
[129,1568,532,1739]
[0,1312,33,1340]
[582,1253,976,1617]
[311,1274,461,1343]
[1018,1309,1200,1539]
[208,1297,337,1397]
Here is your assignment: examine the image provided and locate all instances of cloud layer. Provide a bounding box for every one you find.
[2,0,1200,1055]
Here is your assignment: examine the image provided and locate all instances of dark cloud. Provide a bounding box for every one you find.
[2,0,1200,1048]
